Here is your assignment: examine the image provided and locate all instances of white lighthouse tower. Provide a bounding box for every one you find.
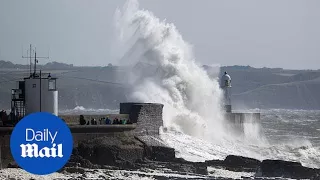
[221,71,232,112]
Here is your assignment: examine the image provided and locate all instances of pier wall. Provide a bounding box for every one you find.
[0,126,136,168]
[0,103,164,169]
[224,112,261,135]
[61,103,164,136]
[120,103,164,135]
[225,112,260,123]
[0,135,10,169]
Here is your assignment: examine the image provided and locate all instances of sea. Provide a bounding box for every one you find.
[60,107,320,170]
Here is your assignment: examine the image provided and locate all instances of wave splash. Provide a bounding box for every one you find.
[112,0,227,141]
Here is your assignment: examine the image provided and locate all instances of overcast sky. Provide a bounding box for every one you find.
[0,0,319,69]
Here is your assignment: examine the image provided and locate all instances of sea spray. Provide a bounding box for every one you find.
[112,0,226,140]
[108,0,320,168]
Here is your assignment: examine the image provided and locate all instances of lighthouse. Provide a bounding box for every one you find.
[221,71,232,112]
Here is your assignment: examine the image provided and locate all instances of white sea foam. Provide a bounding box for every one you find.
[0,167,240,180]
[208,167,255,179]
[112,0,237,143]
[111,0,268,147]
[59,106,119,115]
[0,168,69,180]
[160,128,320,168]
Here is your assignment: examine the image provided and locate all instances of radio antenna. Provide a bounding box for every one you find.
[22,44,49,77]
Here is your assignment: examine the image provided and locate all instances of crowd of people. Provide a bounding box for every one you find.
[79,115,133,125]
[1,112,134,126]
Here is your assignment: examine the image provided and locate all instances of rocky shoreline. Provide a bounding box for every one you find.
[3,135,320,179]
[61,154,320,179]
[64,136,320,179]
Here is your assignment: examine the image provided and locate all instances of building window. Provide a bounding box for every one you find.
[48,79,56,90]
[32,84,36,88]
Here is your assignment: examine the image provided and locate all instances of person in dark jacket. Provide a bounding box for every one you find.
[105,117,110,124]
[113,117,119,124]
[79,115,86,125]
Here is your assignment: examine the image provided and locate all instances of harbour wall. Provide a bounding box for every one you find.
[0,103,165,169]
[60,102,164,136]
[0,127,137,169]
[224,112,261,135]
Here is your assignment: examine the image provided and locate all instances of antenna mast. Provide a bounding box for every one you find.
[22,44,49,77]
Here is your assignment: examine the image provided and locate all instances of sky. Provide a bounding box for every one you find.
[0,0,319,70]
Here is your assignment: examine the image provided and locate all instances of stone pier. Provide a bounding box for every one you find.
[0,102,168,169]
[224,112,261,135]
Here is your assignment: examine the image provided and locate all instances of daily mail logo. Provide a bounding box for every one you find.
[10,112,73,175]
[21,128,63,158]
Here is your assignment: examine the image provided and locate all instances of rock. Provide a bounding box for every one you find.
[223,155,261,172]
[98,175,107,179]
[72,147,79,156]
[206,155,261,172]
[136,135,176,162]
[147,161,208,175]
[76,135,144,167]
[67,154,100,169]
[114,159,140,170]
[205,159,224,167]
[149,146,175,161]
[7,162,19,168]
[261,159,320,179]
[172,158,189,163]
[63,167,86,174]
[193,164,208,175]
[64,162,80,168]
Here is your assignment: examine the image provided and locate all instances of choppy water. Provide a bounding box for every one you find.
[61,107,320,169]
[261,109,320,147]
[161,109,320,169]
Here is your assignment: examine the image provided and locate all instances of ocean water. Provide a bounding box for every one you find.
[261,109,320,147]
[161,109,320,169]
[61,107,320,169]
